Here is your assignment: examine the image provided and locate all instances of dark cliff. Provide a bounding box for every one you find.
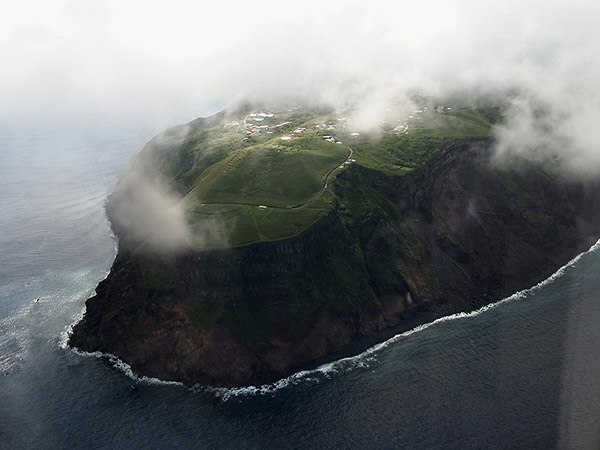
[69,138,600,387]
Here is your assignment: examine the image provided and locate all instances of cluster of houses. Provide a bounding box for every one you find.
[230,111,297,138]
[315,120,350,144]
[249,112,274,120]
[280,126,307,141]
[322,135,343,144]
[389,105,452,134]
[245,112,276,136]
[314,123,336,131]
[392,123,408,134]
[234,104,455,141]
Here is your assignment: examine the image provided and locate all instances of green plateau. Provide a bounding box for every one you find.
[148,103,497,249]
[69,100,600,388]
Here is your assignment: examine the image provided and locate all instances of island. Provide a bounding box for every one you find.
[69,101,600,387]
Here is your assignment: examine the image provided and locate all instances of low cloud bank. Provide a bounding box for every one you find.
[3,2,600,141]
[4,1,600,246]
[108,125,230,252]
[108,150,190,252]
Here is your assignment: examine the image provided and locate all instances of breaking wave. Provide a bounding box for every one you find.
[62,321,183,388]
[63,238,600,400]
[204,238,600,401]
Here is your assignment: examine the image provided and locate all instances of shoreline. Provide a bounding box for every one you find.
[65,237,600,397]
[67,135,600,388]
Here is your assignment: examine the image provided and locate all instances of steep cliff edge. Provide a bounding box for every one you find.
[69,138,600,387]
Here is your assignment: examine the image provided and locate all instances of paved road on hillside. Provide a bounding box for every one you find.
[293,146,353,209]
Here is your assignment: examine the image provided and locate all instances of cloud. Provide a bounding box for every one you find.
[107,125,230,252]
[108,147,191,252]
[493,56,600,174]
[4,0,599,253]
[2,0,600,168]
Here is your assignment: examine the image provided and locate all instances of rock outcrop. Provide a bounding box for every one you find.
[69,138,600,387]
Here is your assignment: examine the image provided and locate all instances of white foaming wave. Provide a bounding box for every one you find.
[62,305,182,388]
[65,339,183,387]
[203,356,376,401]
[61,238,600,400]
[58,266,115,350]
[58,306,86,350]
[202,238,600,401]
[106,355,183,386]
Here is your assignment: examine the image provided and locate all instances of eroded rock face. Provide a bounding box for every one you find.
[69,139,600,387]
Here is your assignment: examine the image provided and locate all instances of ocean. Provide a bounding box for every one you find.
[1,125,599,449]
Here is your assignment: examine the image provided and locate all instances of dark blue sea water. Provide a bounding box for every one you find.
[1,126,600,449]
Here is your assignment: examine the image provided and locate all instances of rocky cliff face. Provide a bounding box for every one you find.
[69,138,600,387]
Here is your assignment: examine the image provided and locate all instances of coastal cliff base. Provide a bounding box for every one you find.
[69,139,600,387]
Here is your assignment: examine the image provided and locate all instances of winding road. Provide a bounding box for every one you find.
[293,146,353,209]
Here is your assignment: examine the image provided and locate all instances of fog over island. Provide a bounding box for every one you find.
[3,2,600,449]
[2,0,600,171]
[4,0,598,248]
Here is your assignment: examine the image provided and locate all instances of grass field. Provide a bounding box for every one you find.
[351,107,495,175]
[186,190,334,249]
[150,104,500,249]
[188,136,347,207]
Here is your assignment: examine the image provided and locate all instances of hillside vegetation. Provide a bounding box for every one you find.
[146,102,499,249]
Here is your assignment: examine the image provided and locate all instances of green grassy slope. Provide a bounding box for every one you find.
[146,103,501,250]
[351,108,494,175]
[188,138,347,206]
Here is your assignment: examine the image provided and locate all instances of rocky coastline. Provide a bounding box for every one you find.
[69,138,600,387]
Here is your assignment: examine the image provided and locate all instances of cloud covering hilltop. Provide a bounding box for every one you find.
[2,0,600,169]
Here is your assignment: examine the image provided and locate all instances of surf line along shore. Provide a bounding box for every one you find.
[68,109,600,388]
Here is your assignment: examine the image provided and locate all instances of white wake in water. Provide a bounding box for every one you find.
[63,238,600,400]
